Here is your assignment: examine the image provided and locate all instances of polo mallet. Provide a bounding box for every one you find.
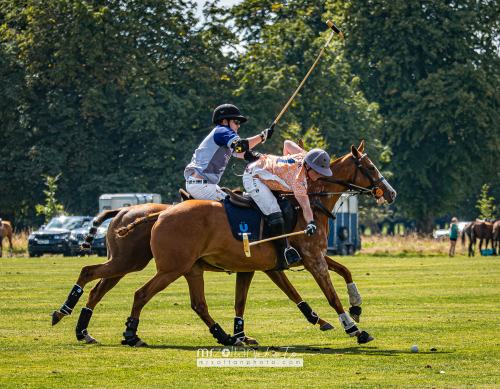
[269,21,344,132]
[242,230,307,257]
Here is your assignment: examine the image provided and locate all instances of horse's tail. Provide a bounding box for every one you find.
[116,208,171,237]
[82,209,123,249]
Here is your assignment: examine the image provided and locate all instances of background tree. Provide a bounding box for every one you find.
[35,174,66,222]
[333,0,500,232]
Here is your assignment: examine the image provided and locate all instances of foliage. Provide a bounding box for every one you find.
[0,0,235,226]
[35,174,66,222]
[225,0,384,161]
[476,184,497,220]
[332,0,500,231]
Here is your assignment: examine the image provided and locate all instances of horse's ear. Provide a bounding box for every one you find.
[358,140,365,153]
[351,144,362,159]
[298,138,304,149]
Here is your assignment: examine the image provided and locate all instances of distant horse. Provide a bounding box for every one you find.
[0,220,13,258]
[471,222,493,255]
[462,221,476,257]
[492,220,500,255]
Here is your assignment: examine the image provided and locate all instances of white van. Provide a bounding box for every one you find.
[99,193,162,211]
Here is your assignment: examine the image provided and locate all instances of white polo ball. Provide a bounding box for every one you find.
[411,345,419,353]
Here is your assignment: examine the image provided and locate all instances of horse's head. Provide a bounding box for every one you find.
[311,140,396,205]
[349,140,396,204]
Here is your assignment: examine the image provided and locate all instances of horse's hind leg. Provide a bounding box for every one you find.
[324,255,362,322]
[265,271,334,331]
[74,276,124,344]
[122,270,185,347]
[52,261,132,326]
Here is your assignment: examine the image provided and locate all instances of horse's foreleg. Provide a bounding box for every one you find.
[8,233,13,257]
[182,266,243,347]
[305,257,373,344]
[265,271,334,331]
[233,272,260,345]
[122,270,184,347]
[74,276,124,344]
[324,255,362,322]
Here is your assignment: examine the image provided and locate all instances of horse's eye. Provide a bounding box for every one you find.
[368,166,375,171]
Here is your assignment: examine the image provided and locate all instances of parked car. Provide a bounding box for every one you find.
[67,218,112,257]
[28,216,93,257]
[433,229,450,239]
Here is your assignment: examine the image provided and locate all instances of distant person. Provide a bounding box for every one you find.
[449,217,459,257]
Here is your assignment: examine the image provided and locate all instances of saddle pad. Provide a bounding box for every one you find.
[223,198,269,242]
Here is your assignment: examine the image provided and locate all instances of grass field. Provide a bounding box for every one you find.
[1,254,499,388]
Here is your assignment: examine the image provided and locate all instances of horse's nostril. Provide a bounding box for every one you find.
[391,191,396,198]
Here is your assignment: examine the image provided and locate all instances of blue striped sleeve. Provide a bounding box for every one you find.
[213,126,240,147]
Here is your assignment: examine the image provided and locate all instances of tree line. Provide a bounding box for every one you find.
[1,0,499,232]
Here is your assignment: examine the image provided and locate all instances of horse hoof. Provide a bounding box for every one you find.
[85,333,98,344]
[244,337,260,346]
[349,306,362,323]
[136,340,148,347]
[51,311,65,326]
[357,331,374,344]
[234,340,244,347]
[320,323,335,331]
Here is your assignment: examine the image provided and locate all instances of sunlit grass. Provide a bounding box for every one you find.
[0,255,499,388]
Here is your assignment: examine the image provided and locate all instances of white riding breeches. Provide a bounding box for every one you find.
[242,167,281,216]
[186,182,225,201]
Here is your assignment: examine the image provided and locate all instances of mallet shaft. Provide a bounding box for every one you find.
[271,21,343,129]
[249,230,307,246]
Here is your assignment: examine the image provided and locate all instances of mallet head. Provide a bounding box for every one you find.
[326,20,344,39]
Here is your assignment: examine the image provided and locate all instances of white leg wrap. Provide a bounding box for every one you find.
[339,313,359,337]
[346,282,362,307]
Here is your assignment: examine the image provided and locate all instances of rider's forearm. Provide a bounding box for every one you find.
[248,135,262,149]
[296,195,314,223]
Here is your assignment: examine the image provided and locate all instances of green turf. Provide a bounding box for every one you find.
[0,255,499,388]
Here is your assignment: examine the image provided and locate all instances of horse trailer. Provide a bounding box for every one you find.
[99,193,162,211]
[327,194,360,256]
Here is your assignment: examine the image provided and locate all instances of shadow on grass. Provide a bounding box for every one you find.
[98,343,451,356]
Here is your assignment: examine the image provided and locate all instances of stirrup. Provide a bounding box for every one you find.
[285,247,302,266]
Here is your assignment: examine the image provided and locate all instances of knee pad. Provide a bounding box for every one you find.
[60,284,84,315]
[297,301,319,325]
[338,312,359,337]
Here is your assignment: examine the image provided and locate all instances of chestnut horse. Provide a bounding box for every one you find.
[0,220,13,258]
[123,141,396,347]
[462,221,476,257]
[51,203,359,344]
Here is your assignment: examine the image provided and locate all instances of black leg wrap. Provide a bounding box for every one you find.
[60,284,84,315]
[297,301,319,325]
[233,317,245,341]
[345,324,359,336]
[121,317,142,347]
[209,323,238,346]
[349,306,362,316]
[75,307,93,341]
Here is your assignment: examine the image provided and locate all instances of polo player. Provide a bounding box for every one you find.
[184,104,272,201]
[243,140,332,267]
